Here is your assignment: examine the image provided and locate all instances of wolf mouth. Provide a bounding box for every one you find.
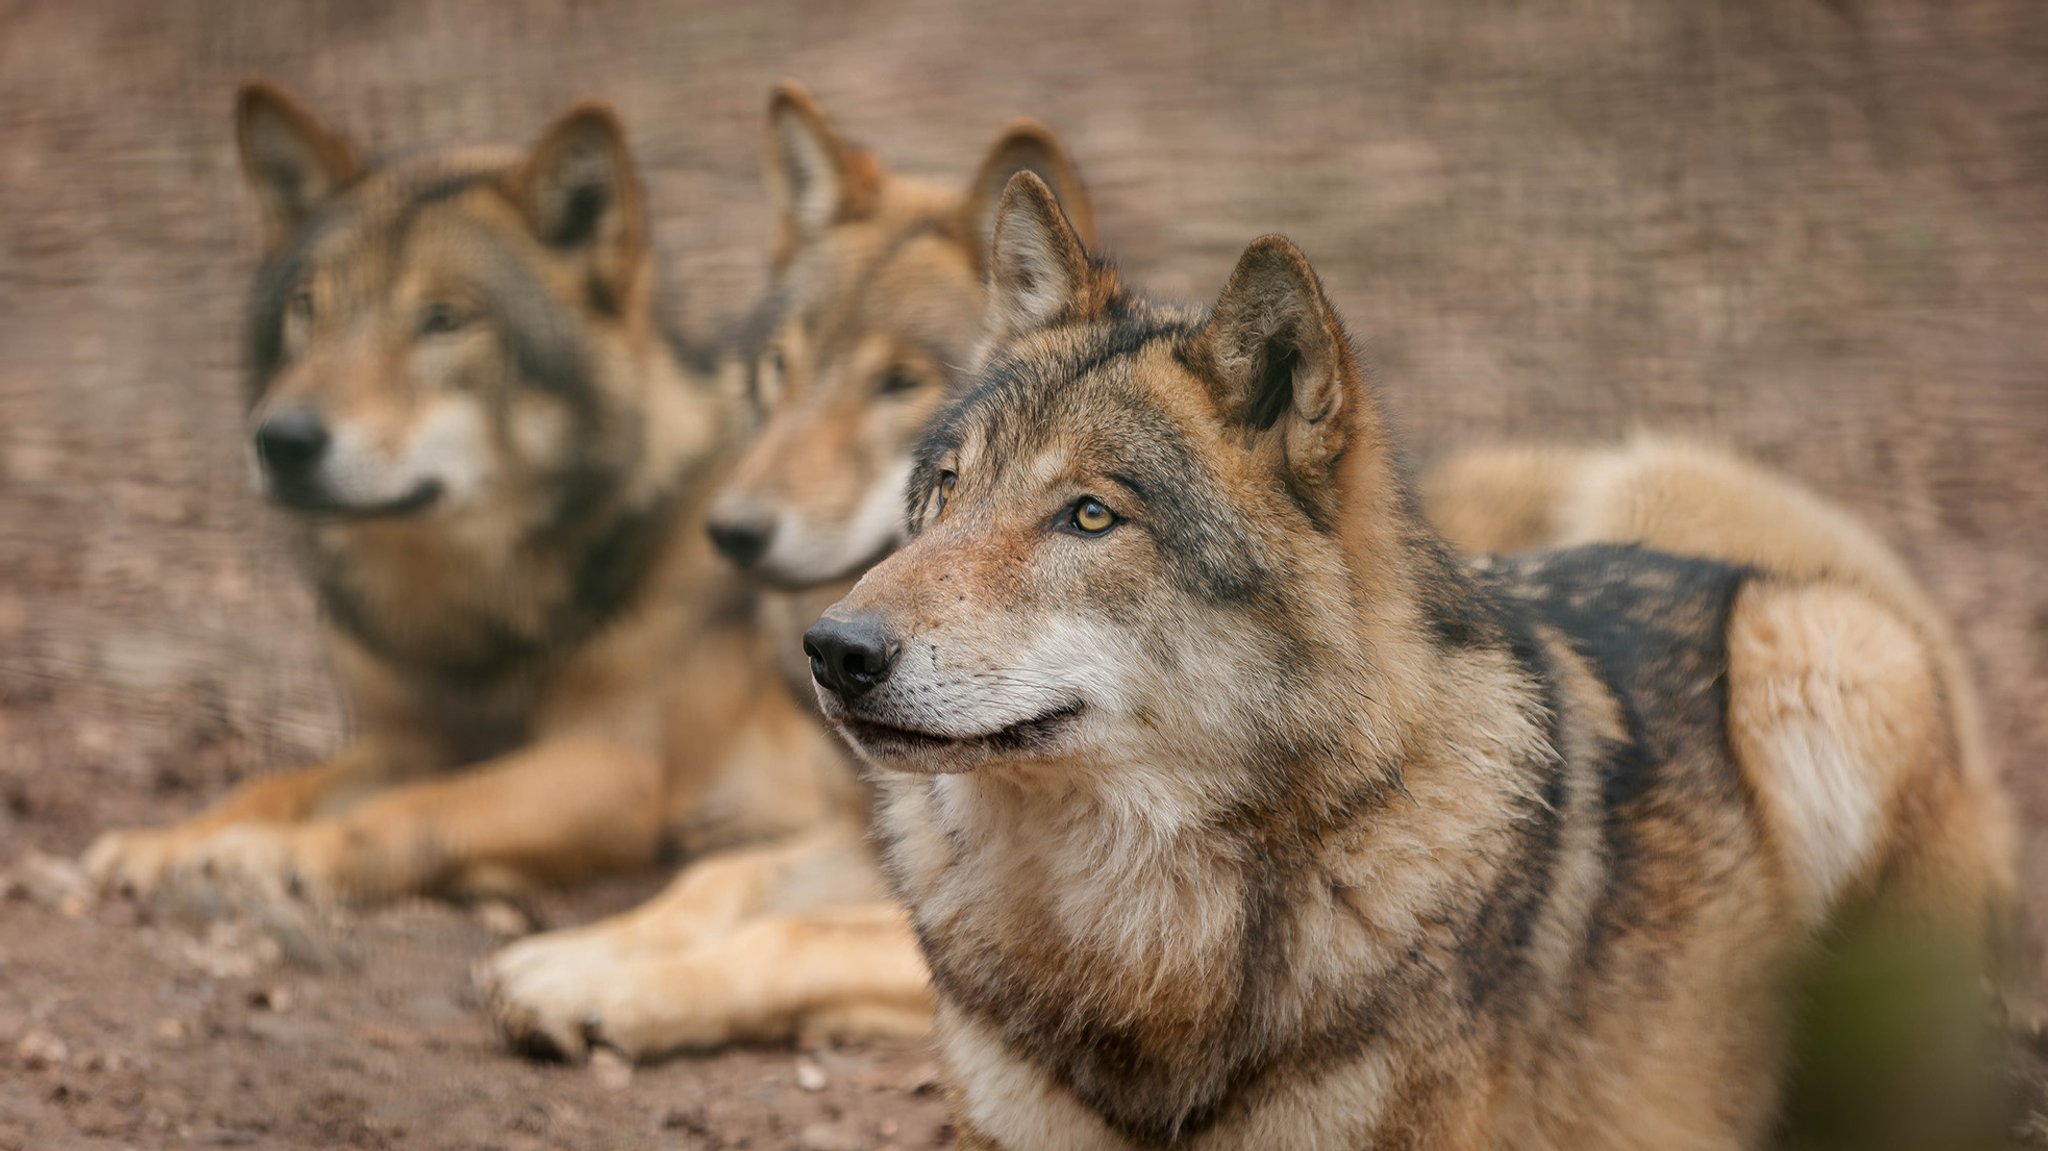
[835,700,1084,759]
[268,479,444,520]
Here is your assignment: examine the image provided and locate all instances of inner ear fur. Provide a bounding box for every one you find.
[235,80,361,249]
[959,120,1096,276]
[1192,235,1360,486]
[510,100,649,313]
[765,81,881,257]
[983,170,1098,346]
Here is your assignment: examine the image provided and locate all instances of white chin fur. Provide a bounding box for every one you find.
[290,397,492,509]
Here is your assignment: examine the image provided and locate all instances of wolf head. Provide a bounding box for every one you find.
[704,83,1095,589]
[235,82,708,531]
[808,173,1430,786]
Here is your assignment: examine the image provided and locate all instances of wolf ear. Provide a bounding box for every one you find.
[984,171,1095,346]
[236,81,360,249]
[959,121,1096,276]
[765,82,879,250]
[1190,236,1362,488]
[512,100,648,313]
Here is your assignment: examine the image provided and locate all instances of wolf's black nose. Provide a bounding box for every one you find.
[706,513,775,568]
[804,613,899,699]
[255,409,330,477]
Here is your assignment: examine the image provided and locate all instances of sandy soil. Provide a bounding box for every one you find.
[2,1,2045,1147]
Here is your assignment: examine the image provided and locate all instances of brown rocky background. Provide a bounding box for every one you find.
[1,1,2043,1147]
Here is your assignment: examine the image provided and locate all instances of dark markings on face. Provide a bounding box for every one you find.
[908,300,1309,612]
[464,231,603,431]
[244,165,604,423]
[742,212,972,416]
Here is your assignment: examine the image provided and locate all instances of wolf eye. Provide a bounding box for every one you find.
[932,470,958,521]
[877,368,920,396]
[418,301,473,337]
[287,288,315,324]
[1069,497,1117,536]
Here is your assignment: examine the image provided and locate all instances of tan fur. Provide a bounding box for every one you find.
[813,184,2014,1147]
[480,84,1097,1061]
[1421,434,2018,936]
[84,85,853,963]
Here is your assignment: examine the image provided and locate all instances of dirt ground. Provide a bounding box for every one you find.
[1,1,2044,1147]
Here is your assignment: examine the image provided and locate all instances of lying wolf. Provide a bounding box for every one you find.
[481,82,1095,1060]
[807,172,2015,1149]
[85,83,852,923]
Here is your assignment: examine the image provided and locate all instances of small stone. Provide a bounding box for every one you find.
[794,1057,829,1092]
[247,986,291,1012]
[82,1048,131,1074]
[798,1121,862,1151]
[16,1029,69,1069]
[589,1047,633,1091]
[152,1018,187,1044]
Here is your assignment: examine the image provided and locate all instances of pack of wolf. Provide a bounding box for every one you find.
[77,79,2022,1149]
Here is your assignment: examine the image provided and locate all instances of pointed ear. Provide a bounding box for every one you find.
[235,81,360,249]
[958,120,1096,276]
[510,100,648,313]
[1189,235,1362,488]
[984,170,1097,346]
[764,82,879,252]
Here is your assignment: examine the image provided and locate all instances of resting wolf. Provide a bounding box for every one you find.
[806,172,2016,1149]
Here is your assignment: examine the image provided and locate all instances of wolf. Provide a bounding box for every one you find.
[805,173,2016,1149]
[479,82,1096,1061]
[83,84,853,932]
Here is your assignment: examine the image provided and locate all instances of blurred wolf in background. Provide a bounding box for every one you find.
[481,81,1096,1061]
[808,174,2018,1149]
[83,84,856,930]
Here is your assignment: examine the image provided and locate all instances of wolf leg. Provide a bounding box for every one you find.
[81,738,416,897]
[489,897,928,1062]
[146,734,669,908]
[482,825,891,1059]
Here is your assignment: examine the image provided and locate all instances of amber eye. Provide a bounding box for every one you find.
[877,368,920,396]
[418,301,473,337]
[932,470,958,521]
[287,288,315,324]
[1069,497,1116,536]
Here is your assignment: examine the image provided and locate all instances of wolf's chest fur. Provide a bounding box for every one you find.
[884,545,1777,1147]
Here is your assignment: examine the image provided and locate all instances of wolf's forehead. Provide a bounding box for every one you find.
[787,220,979,359]
[950,321,1203,460]
[299,158,517,273]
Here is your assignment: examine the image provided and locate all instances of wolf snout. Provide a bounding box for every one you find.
[254,408,331,479]
[804,612,899,700]
[706,504,776,568]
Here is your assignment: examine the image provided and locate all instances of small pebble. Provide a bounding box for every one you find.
[798,1121,862,1151]
[16,1029,69,1070]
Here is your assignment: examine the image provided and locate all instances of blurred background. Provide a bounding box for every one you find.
[0,1,2042,1147]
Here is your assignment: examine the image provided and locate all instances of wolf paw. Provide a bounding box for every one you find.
[170,823,342,903]
[82,826,200,898]
[480,928,637,1063]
